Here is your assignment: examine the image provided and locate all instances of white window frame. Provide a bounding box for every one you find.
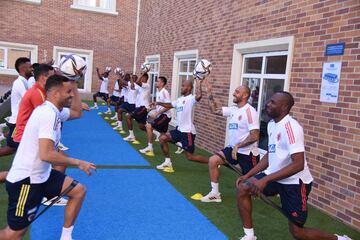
[228,36,294,156]
[71,0,118,15]
[16,0,41,4]
[145,54,160,102]
[53,46,94,93]
[0,41,38,76]
[170,49,198,126]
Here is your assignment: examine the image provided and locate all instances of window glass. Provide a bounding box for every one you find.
[0,49,4,68]
[8,49,31,70]
[265,55,287,74]
[244,57,262,74]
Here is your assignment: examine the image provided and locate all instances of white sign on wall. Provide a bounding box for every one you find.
[320,62,342,103]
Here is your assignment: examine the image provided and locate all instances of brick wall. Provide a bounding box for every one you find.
[136,0,360,229]
[0,0,137,93]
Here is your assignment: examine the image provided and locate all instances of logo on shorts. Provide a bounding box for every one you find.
[292,212,298,217]
[229,123,238,129]
[268,144,276,153]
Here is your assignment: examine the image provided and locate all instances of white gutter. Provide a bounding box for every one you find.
[133,0,141,74]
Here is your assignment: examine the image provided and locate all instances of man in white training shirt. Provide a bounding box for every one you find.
[113,73,131,130]
[156,80,208,171]
[0,75,96,240]
[123,73,151,143]
[201,81,260,203]
[91,67,110,112]
[0,57,32,157]
[139,76,171,156]
[236,92,352,240]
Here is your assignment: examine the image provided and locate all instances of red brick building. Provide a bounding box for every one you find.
[1,0,359,231]
[0,0,137,93]
[135,0,359,230]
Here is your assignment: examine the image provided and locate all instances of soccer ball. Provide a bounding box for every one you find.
[193,59,212,80]
[59,54,87,81]
[114,67,124,76]
[141,62,151,73]
[105,66,112,72]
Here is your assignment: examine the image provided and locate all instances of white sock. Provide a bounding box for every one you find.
[117,121,122,127]
[114,112,118,118]
[148,143,153,148]
[94,103,98,107]
[211,182,219,194]
[107,107,111,111]
[153,130,160,137]
[60,225,74,240]
[165,157,171,164]
[129,130,134,138]
[244,227,254,237]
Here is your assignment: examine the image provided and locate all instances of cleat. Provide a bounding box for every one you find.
[139,146,153,154]
[123,136,135,141]
[201,192,222,203]
[110,115,118,120]
[42,197,68,206]
[156,161,172,170]
[90,106,98,110]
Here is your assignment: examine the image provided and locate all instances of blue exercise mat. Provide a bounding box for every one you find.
[60,107,149,166]
[31,169,227,240]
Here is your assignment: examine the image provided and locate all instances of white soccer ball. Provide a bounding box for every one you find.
[105,66,112,72]
[193,59,212,80]
[59,54,87,81]
[114,67,124,76]
[141,62,151,73]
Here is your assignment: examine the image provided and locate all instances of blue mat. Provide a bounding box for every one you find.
[31,169,227,240]
[60,107,149,166]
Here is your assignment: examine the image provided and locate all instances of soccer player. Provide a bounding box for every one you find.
[123,73,150,142]
[91,67,110,112]
[0,75,96,240]
[0,57,33,157]
[139,76,171,156]
[156,80,208,170]
[110,71,125,121]
[236,92,352,240]
[201,80,260,203]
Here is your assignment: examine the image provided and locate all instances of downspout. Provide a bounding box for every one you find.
[133,0,141,74]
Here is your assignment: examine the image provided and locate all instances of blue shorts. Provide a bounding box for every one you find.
[150,114,171,133]
[120,102,136,113]
[170,127,196,153]
[221,147,259,175]
[95,92,109,101]
[131,106,148,124]
[5,169,66,230]
[6,123,19,149]
[109,95,120,104]
[254,173,312,227]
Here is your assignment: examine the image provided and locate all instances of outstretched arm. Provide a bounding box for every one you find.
[195,79,203,102]
[205,79,222,115]
[96,68,103,81]
[156,102,173,109]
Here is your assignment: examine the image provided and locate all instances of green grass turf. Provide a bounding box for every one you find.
[99,109,360,240]
[0,106,359,239]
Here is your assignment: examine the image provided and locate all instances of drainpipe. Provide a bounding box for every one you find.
[133,0,141,74]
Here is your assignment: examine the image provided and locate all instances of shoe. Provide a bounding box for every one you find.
[42,197,68,206]
[201,192,222,203]
[139,146,153,154]
[110,115,118,120]
[104,110,112,114]
[336,235,353,240]
[113,125,123,131]
[90,106,98,110]
[239,235,257,240]
[123,135,135,141]
[175,146,184,154]
[58,142,69,151]
[156,161,172,170]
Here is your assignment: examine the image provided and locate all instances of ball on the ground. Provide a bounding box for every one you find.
[141,62,151,73]
[193,59,212,80]
[59,54,87,81]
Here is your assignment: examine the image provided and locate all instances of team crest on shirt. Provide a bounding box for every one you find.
[277,133,281,141]
[268,144,276,153]
[229,123,238,129]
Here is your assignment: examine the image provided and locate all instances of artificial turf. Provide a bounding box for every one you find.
[0,105,359,239]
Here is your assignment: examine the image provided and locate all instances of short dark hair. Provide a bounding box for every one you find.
[15,57,31,73]
[278,91,295,112]
[132,74,138,81]
[124,73,130,82]
[32,63,40,70]
[34,64,54,81]
[158,76,167,85]
[142,73,149,80]
[45,74,71,93]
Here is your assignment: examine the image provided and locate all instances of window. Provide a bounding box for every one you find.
[0,41,38,76]
[53,46,93,92]
[229,36,294,153]
[17,0,41,4]
[177,59,196,97]
[71,0,118,15]
[145,55,160,102]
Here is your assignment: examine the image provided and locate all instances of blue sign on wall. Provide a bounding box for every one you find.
[325,42,345,56]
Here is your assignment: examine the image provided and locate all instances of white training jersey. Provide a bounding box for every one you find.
[265,114,313,185]
[156,88,171,117]
[9,76,29,124]
[127,82,137,104]
[172,94,197,134]
[134,82,151,108]
[112,80,120,97]
[121,85,129,102]
[100,77,109,94]
[6,101,70,184]
[222,103,259,155]
[28,76,36,88]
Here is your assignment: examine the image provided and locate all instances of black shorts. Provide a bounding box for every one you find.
[221,147,259,175]
[170,127,196,153]
[254,173,312,227]
[5,169,66,230]
[6,123,19,149]
[95,92,109,101]
[151,114,171,133]
[131,106,148,124]
[110,95,120,104]
[120,102,136,113]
